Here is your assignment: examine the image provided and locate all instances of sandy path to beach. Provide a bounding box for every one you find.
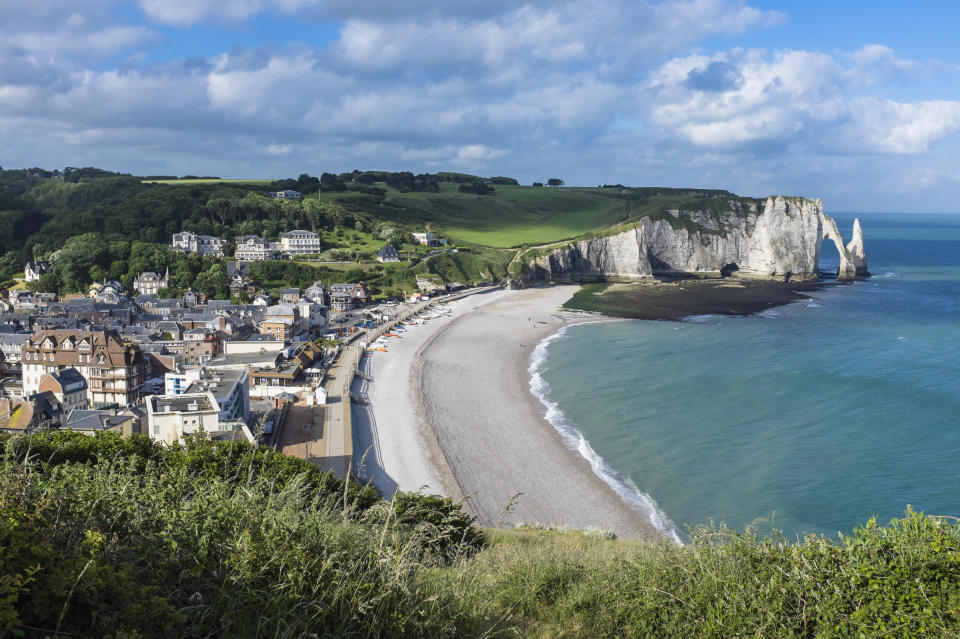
[417,286,659,539]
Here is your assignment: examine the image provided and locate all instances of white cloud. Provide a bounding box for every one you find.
[3,1,960,210]
[456,144,505,161]
[138,0,318,27]
[849,99,960,154]
[647,47,960,154]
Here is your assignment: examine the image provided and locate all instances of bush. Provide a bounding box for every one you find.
[4,431,960,638]
[0,431,485,637]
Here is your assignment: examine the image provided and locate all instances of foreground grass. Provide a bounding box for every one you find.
[3,432,960,638]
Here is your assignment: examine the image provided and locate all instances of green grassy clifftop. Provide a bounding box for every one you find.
[3,431,959,638]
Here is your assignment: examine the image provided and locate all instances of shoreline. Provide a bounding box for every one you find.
[527,322,684,543]
[353,281,839,540]
[412,286,660,539]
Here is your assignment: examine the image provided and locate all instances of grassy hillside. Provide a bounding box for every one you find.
[327,185,758,248]
[412,248,514,284]
[0,166,764,297]
[142,179,274,185]
[3,431,960,638]
[381,186,626,247]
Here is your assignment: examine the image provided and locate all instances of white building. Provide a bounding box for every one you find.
[376,245,399,262]
[164,367,250,424]
[146,391,254,445]
[24,261,50,282]
[279,230,322,256]
[146,392,222,445]
[269,190,302,200]
[171,232,226,257]
[134,269,169,296]
[412,232,437,246]
[223,338,286,355]
[235,235,279,261]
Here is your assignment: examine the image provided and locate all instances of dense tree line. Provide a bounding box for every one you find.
[458,182,495,195]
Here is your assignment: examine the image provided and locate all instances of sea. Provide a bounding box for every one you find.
[530,213,960,541]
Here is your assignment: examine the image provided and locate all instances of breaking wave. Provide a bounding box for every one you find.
[528,327,684,544]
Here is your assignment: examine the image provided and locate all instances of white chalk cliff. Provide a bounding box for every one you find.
[520,196,868,284]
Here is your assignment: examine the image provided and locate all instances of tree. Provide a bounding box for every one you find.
[53,232,111,292]
[193,263,229,299]
[458,182,494,195]
[319,173,347,192]
[37,271,61,293]
[297,173,321,193]
[532,182,544,187]
[388,230,412,247]
[546,178,564,187]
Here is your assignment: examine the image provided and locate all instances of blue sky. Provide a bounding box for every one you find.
[2,1,960,212]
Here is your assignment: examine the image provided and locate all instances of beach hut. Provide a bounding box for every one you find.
[315,387,328,405]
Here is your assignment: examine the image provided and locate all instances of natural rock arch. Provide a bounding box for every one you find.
[819,215,857,281]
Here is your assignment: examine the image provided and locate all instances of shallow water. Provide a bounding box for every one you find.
[533,213,960,539]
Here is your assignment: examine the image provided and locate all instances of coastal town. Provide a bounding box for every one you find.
[0,225,475,478]
[5,1,960,635]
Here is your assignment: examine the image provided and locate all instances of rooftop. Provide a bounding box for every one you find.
[149,393,216,413]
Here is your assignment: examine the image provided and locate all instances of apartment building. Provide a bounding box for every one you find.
[235,235,279,261]
[171,231,226,257]
[21,329,145,408]
[278,230,322,255]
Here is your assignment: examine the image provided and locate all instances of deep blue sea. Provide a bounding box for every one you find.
[532,213,960,540]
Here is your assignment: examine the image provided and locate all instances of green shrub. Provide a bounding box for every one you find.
[0,432,486,637]
[4,431,960,638]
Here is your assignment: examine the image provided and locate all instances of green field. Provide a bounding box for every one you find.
[141,178,274,185]
[340,185,629,247]
[394,187,630,247]
[144,179,749,249]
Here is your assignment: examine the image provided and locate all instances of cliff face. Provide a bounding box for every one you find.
[519,196,867,284]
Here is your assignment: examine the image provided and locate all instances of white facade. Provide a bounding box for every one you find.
[223,340,286,355]
[279,230,322,255]
[146,392,221,445]
[134,270,169,296]
[171,232,226,257]
[269,190,302,199]
[235,235,279,261]
[24,261,49,282]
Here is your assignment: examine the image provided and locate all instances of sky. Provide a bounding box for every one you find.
[2,1,960,211]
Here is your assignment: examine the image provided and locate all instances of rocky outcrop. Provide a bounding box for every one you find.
[846,218,869,276]
[518,196,867,285]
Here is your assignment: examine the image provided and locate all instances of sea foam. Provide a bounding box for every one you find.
[528,326,684,544]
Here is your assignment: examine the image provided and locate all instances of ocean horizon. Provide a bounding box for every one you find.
[531,212,960,540]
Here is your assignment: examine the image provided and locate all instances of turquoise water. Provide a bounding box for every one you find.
[534,213,960,540]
